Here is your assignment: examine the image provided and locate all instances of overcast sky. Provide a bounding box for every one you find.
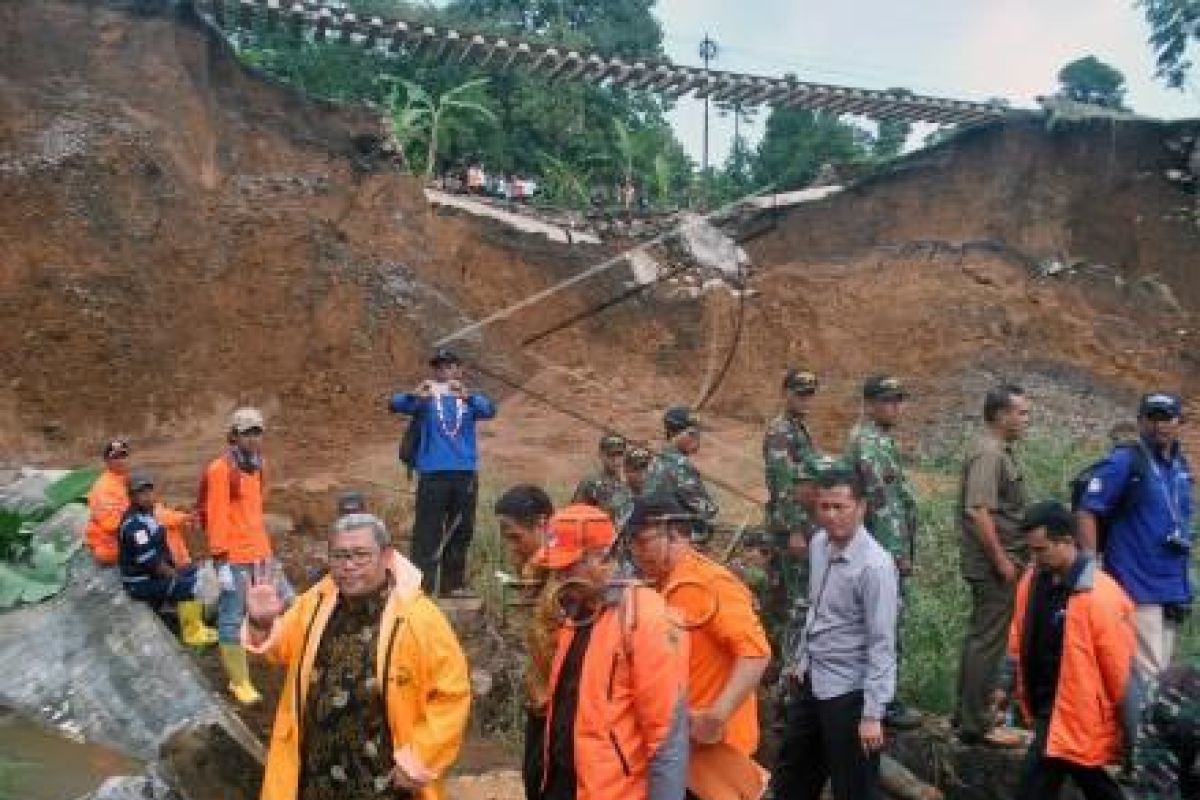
[654,0,1199,165]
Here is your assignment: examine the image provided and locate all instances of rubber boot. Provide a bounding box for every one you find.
[177,600,218,648]
[219,644,262,705]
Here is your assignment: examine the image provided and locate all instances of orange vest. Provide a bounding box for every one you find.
[203,454,271,564]
[86,469,128,565]
[544,585,689,800]
[1009,558,1135,767]
[663,549,771,755]
[245,554,470,800]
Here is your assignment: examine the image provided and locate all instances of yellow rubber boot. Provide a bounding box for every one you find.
[178,600,218,648]
[218,644,262,705]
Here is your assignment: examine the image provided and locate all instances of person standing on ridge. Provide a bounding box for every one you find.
[645,406,719,543]
[389,349,497,596]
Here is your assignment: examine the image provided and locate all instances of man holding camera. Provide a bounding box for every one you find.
[389,349,497,596]
[1078,392,1193,682]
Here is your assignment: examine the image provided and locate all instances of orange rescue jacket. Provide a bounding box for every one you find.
[203,453,271,564]
[86,468,128,565]
[244,553,470,800]
[663,549,771,756]
[544,585,689,800]
[1008,556,1136,767]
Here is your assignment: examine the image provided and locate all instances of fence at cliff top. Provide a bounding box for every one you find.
[194,0,1010,126]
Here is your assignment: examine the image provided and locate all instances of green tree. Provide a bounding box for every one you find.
[752,107,872,189]
[1138,0,1200,88]
[1056,55,1129,109]
[394,77,498,176]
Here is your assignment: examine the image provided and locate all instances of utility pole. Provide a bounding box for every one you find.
[698,34,719,177]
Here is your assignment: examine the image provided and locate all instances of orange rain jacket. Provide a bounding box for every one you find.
[244,552,470,800]
[86,469,193,567]
[662,548,771,756]
[543,584,690,800]
[203,453,271,564]
[1008,556,1136,767]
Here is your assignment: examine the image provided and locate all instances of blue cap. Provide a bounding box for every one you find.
[1138,392,1182,419]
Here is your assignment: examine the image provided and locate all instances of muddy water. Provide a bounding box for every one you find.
[0,711,141,800]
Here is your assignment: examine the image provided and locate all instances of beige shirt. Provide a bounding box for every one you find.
[959,432,1027,579]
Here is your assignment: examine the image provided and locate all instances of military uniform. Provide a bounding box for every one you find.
[572,472,634,531]
[1132,658,1200,800]
[763,412,820,537]
[644,443,718,538]
[845,419,917,561]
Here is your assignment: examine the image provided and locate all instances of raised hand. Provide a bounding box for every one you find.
[245,562,284,629]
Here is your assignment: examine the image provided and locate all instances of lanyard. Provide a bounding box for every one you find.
[1143,442,1184,532]
[794,545,838,667]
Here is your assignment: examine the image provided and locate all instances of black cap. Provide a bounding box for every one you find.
[102,438,131,460]
[625,444,653,469]
[128,470,155,492]
[1020,500,1077,539]
[336,491,366,516]
[599,433,628,454]
[1138,392,1182,419]
[663,405,701,435]
[626,493,694,533]
[429,348,461,367]
[782,369,818,394]
[863,374,908,400]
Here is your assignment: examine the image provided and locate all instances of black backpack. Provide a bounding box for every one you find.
[1069,441,1148,553]
[398,412,422,480]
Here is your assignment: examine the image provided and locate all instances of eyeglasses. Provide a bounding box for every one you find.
[237,427,265,436]
[329,548,380,565]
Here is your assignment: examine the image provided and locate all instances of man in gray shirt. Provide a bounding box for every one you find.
[770,465,899,800]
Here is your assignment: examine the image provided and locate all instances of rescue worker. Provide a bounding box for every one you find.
[628,494,771,762]
[1078,392,1193,683]
[243,513,470,800]
[493,484,557,800]
[535,503,689,800]
[1002,501,1135,800]
[389,348,498,597]
[204,407,295,706]
[645,406,719,543]
[1132,657,1200,800]
[86,438,206,600]
[954,384,1030,748]
[572,433,634,531]
[117,471,217,647]
[86,438,133,565]
[845,374,921,729]
[771,467,898,800]
[762,369,822,653]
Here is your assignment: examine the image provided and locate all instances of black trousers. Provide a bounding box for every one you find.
[523,710,545,800]
[411,471,477,594]
[1017,718,1126,800]
[769,679,881,800]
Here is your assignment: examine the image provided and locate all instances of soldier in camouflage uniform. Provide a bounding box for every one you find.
[762,369,822,655]
[572,433,634,528]
[1131,657,1200,800]
[644,405,719,542]
[845,374,921,729]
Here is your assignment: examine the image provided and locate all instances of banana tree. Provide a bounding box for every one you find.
[392,77,497,178]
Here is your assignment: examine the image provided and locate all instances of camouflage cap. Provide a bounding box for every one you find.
[625,444,653,469]
[863,374,908,400]
[598,433,628,454]
[783,369,819,394]
[798,453,843,481]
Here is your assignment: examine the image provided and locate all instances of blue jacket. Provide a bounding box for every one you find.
[118,508,172,583]
[389,390,496,473]
[1081,439,1193,605]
